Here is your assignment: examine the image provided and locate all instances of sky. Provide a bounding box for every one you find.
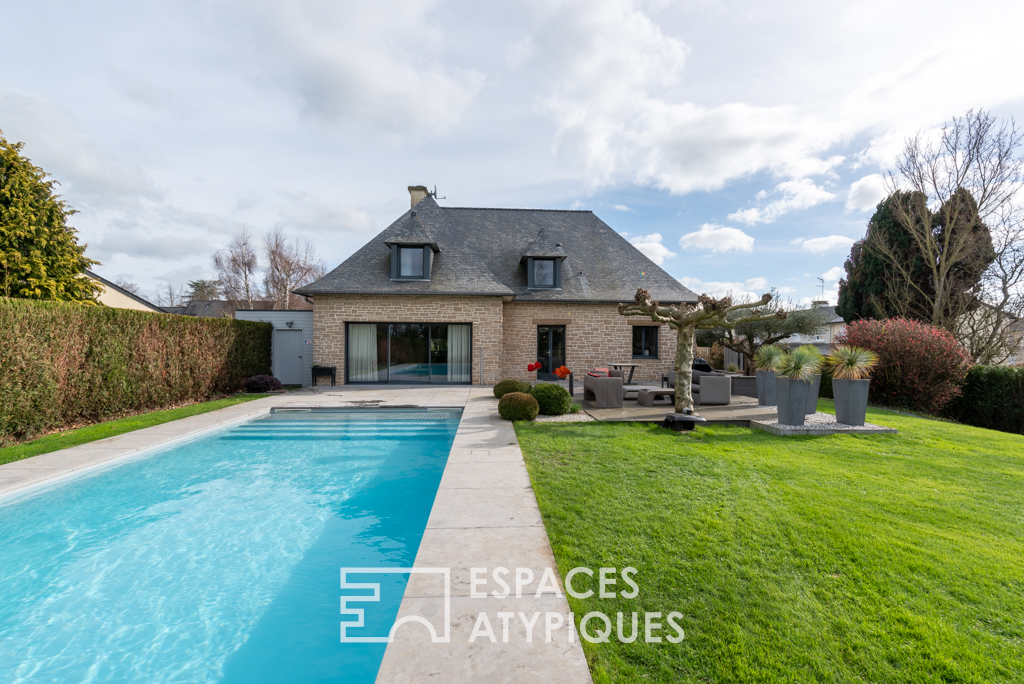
[2,0,1023,306]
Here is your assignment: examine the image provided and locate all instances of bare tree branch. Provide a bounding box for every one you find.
[262,226,325,310]
[214,227,261,310]
[620,289,784,411]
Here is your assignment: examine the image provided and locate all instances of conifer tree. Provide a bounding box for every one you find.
[0,130,98,301]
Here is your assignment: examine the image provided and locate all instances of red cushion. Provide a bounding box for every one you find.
[586,372,604,377]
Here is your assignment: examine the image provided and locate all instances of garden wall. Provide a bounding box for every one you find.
[0,298,271,442]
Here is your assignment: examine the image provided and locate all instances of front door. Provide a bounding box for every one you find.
[275,329,303,385]
[536,325,565,380]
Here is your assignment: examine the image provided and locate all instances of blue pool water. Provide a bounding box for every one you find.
[0,408,461,683]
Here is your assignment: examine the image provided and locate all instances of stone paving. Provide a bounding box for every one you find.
[0,385,592,683]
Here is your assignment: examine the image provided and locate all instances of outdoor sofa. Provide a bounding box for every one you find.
[662,369,732,405]
[583,369,624,408]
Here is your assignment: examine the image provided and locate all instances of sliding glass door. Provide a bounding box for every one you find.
[346,323,472,383]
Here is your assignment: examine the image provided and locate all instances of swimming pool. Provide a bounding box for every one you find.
[0,408,461,683]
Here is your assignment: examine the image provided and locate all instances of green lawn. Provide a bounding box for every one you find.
[0,394,270,466]
[515,401,1024,683]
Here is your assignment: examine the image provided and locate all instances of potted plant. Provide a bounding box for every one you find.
[753,345,784,406]
[826,345,878,426]
[797,345,825,415]
[774,346,824,426]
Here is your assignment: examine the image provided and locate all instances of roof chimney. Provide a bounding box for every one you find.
[811,300,828,308]
[408,185,429,208]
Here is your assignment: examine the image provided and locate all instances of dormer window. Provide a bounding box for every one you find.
[534,259,554,286]
[527,257,561,289]
[391,244,432,280]
[400,246,425,278]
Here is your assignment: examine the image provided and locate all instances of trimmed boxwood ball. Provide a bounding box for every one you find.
[493,379,532,398]
[243,374,282,393]
[498,392,539,421]
[530,383,573,415]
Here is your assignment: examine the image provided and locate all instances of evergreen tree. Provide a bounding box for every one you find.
[837,192,926,322]
[0,130,98,301]
[836,190,993,326]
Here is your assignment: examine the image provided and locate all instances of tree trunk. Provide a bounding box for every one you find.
[742,351,754,375]
[674,324,696,412]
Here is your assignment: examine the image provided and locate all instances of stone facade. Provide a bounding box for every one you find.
[312,294,504,384]
[313,294,676,386]
[500,301,675,385]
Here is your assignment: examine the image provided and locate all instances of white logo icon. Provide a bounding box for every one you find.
[340,567,451,643]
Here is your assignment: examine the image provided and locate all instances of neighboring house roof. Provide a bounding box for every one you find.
[85,270,164,313]
[182,300,236,318]
[818,305,845,325]
[297,195,697,303]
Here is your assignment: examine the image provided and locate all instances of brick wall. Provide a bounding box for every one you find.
[312,295,677,385]
[311,295,504,384]
[500,302,676,384]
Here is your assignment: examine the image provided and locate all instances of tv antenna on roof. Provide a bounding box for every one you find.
[432,185,446,201]
[817,277,825,299]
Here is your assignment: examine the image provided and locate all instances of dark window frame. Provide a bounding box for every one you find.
[390,244,432,280]
[344,321,473,384]
[526,257,561,289]
[632,326,659,359]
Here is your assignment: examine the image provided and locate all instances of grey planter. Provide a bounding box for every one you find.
[805,374,822,415]
[756,370,777,406]
[775,377,811,426]
[833,378,870,426]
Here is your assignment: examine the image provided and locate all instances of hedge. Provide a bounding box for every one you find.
[0,298,271,442]
[944,365,1024,435]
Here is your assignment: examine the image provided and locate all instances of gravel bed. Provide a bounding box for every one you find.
[534,412,596,423]
[760,410,887,431]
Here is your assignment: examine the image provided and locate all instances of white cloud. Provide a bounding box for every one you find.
[0,91,159,207]
[613,204,632,211]
[680,223,754,253]
[629,232,676,265]
[846,173,887,212]
[679,276,770,300]
[800,235,855,253]
[248,0,484,135]
[729,178,836,225]
[821,266,844,282]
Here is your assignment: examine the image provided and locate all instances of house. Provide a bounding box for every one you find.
[294,186,697,385]
[782,300,846,353]
[1001,315,1024,366]
[85,270,164,313]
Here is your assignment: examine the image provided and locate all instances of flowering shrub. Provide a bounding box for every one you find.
[836,318,971,414]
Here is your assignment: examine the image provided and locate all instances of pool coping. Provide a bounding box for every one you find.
[374,389,592,683]
[0,386,593,683]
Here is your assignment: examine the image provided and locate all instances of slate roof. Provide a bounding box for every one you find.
[818,305,845,324]
[297,196,696,303]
